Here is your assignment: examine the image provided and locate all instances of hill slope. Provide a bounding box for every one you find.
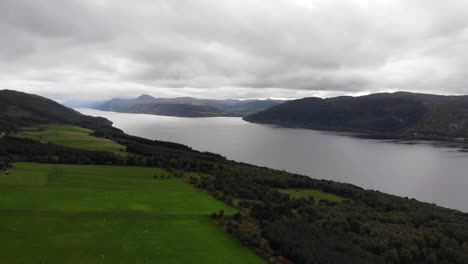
[96,94,164,112]
[0,90,114,132]
[244,92,468,140]
[127,103,224,117]
[94,95,284,117]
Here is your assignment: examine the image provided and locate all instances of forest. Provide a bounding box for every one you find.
[244,92,468,141]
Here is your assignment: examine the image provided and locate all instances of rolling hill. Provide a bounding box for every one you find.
[91,94,284,117]
[0,89,114,132]
[127,103,224,117]
[244,92,468,140]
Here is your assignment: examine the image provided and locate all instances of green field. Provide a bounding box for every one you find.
[279,189,344,204]
[17,125,126,154]
[0,163,263,264]
[0,169,48,186]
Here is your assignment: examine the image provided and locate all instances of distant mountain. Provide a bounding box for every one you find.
[127,103,223,117]
[226,100,286,116]
[244,92,468,140]
[0,90,114,132]
[97,94,165,112]
[63,99,104,108]
[93,95,285,117]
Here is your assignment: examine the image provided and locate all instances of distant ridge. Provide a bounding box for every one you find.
[244,91,468,141]
[92,95,285,117]
[136,94,156,100]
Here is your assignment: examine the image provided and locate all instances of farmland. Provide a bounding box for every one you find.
[16,125,126,155]
[278,188,344,204]
[0,163,263,264]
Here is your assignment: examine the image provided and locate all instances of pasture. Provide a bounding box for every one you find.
[0,163,263,264]
[0,169,48,186]
[16,125,126,154]
[279,188,344,204]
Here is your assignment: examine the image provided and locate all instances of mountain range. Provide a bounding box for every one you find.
[70,95,285,117]
[244,92,468,141]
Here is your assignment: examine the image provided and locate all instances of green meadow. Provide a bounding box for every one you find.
[17,125,126,154]
[0,163,263,264]
[279,188,344,204]
[0,169,48,186]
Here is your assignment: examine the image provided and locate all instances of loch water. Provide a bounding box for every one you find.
[79,108,468,212]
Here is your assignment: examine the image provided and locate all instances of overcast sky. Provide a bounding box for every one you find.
[1,0,468,100]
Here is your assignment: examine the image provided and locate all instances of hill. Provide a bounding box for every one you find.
[93,94,284,117]
[127,103,224,117]
[0,89,114,132]
[95,94,165,111]
[244,92,468,140]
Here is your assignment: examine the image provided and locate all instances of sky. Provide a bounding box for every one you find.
[1,0,468,101]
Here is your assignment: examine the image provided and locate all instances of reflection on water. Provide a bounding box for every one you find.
[79,108,468,212]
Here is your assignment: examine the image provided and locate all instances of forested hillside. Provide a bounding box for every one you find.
[245,92,468,141]
[0,90,114,132]
[93,94,284,117]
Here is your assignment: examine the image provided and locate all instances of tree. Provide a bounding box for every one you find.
[382,249,399,263]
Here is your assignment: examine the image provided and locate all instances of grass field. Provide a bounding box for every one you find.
[0,169,48,186]
[16,125,126,154]
[279,189,344,204]
[0,163,263,264]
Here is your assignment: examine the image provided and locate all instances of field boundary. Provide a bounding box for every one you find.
[0,209,212,218]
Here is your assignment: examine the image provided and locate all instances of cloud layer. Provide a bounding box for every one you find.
[1,0,468,100]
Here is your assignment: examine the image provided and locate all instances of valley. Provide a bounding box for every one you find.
[2,90,468,263]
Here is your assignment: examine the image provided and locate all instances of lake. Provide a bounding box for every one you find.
[79,108,468,212]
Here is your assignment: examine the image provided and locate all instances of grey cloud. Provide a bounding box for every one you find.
[1,0,468,100]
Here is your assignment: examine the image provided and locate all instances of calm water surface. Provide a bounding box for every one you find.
[79,108,468,212]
